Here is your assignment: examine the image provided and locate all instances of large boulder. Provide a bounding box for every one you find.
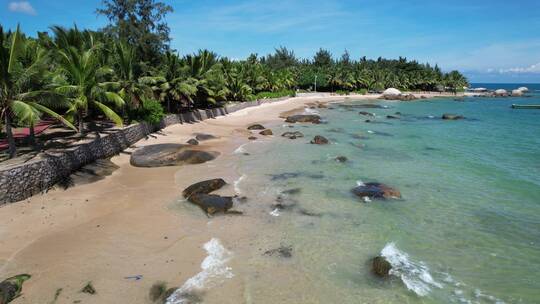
[183,178,227,199]
[310,135,329,145]
[382,88,401,97]
[0,274,31,304]
[518,86,529,92]
[281,131,304,139]
[188,194,233,215]
[247,124,266,130]
[494,89,508,97]
[372,256,392,277]
[352,182,401,199]
[284,114,321,124]
[442,113,464,120]
[511,89,523,97]
[130,144,219,167]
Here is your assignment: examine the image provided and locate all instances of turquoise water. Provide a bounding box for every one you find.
[233,86,540,303]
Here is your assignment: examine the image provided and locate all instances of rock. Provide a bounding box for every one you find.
[195,133,217,141]
[386,115,399,119]
[186,138,199,145]
[248,136,257,140]
[340,104,386,109]
[511,89,523,97]
[335,156,348,163]
[352,182,401,199]
[359,111,375,116]
[247,124,266,130]
[310,135,329,145]
[264,246,293,258]
[372,256,392,277]
[0,274,31,304]
[281,131,304,139]
[382,93,417,101]
[518,86,529,92]
[259,129,273,136]
[494,89,508,97]
[284,114,321,124]
[183,179,227,198]
[382,88,402,97]
[442,113,464,120]
[130,144,219,167]
[188,194,233,215]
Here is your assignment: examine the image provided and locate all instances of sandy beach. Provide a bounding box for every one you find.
[0,92,462,303]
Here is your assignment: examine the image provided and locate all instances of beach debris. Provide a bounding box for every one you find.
[264,245,293,258]
[441,113,464,120]
[81,282,96,295]
[194,133,217,141]
[359,111,375,116]
[310,135,329,145]
[335,156,348,163]
[352,182,402,199]
[247,124,266,130]
[149,281,176,303]
[372,256,392,277]
[188,194,234,215]
[124,275,143,281]
[130,144,219,167]
[183,179,227,198]
[186,138,199,145]
[281,131,304,139]
[248,136,257,140]
[0,274,31,304]
[259,129,273,136]
[284,114,321,124]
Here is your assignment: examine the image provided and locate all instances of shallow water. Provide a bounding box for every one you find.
[229,87,540,303]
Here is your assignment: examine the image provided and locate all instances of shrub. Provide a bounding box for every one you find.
[254,90,296,100]
[131,99,165,125]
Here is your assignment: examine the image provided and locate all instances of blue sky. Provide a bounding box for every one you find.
[2,0,540,83]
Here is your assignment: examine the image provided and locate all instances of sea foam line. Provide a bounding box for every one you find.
[381,242,442,297]
[166,238,233,304]
[234,174,247,194]
[234,144,248,154]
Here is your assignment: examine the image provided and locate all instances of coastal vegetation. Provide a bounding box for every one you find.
[0,0,468,159]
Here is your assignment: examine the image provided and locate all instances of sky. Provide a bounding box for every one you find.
[1,0,540,83]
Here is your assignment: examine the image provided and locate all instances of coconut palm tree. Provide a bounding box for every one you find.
[50,26,125,134]
[1,25,75,158]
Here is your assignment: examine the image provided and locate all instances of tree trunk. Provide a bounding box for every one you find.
[78,112,84,136]
[5,113,16,159]
[167,99,171,113]
[29,123,36,150]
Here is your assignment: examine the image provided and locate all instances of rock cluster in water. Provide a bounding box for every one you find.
[284,114,321,124]
[352,182,401,199]
[281,131,304,139]
[183,178,237,215]
[130,144,219,167]
[310,135,329,145]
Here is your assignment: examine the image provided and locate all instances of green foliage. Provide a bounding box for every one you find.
[254,90,296,100]
[131,98,164,124]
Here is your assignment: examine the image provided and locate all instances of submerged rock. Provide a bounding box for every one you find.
[352,182,401,199]
[284,114,321,124]
[310,135,329,145]
[442,113,464,120]
[281,188,302,195]
[386,115,400,119]
[340,104,387,109]
[372,256,392,277]
[130,144,219,167]
[188,194,234,215]
[259,129,273,136]
[247,124,266,130]
[359,111,375,116]
[264,245,293,258]
[186,138,199,145]
[335,156,348,163]
[0,274,31,304]
[194,133,217,141]
[182,178,227,198]
[281,131,304,139]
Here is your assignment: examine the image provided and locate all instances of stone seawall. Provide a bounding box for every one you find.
[0,98,288,205]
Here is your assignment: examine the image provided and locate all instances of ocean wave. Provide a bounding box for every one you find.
[234,144,248,154]
[166,238,233,304]
[381,243,442,296]
[303,107,320,115]
[234,174,247,194]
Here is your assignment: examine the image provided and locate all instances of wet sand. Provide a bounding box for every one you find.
[0,93,453,303]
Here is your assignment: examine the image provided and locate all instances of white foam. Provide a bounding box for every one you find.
[234,144,247,155]
[362,196,371,203]
[234,174,247,194]
[303,107,320,115]
[381,243,442,297]
[270,208,280,217]
[367,130,374,134]
[166,238,233,304]
[356,180,365,186]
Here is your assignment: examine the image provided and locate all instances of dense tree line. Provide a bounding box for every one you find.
[0,0,468,158]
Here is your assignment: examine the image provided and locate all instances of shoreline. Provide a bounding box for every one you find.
[0,92,461,303]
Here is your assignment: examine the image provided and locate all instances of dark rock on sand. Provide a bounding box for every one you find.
[187,138,199,145]
[81,282,96,294]
[183,178,227,198]
[372,256,392,277]
[386,115,400,119]
[284,114,321,124]
[259,129,273,136]
[248,136,257,140]
[188,194,234,215]
[130,144,219,167]
[359,111,375,116]
[310,135,329,145]
[442,113,464,120]
[352,182,402,199]
[335,156,348,163]
[247,124,266,130]
[264,245,293,258]
[195,133,217,141]
[281,131,304,139]
[0,274,31,304]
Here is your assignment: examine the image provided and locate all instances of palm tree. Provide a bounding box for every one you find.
[51,26,125,134]
[1,25,75,158]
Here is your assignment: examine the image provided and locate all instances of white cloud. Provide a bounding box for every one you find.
[498,62,540,74]
[8,1,37,15]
